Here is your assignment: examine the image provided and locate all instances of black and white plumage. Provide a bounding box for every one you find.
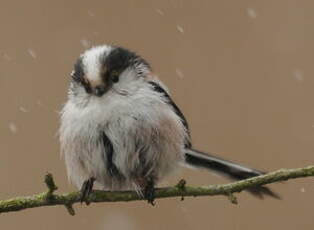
[59,45,278,203]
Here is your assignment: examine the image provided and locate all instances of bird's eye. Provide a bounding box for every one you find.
[111,70,120,83]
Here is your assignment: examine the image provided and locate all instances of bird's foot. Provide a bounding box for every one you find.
[144,178,155,206]
[80,177,95,205]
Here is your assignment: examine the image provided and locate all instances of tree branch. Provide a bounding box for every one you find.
[1,165,313,215]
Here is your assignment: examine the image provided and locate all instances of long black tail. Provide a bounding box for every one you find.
[184,149,280,199]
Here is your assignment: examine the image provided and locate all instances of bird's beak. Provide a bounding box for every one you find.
[94,85,107,97]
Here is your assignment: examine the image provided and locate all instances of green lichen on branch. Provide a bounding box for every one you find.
[0,165,314,215]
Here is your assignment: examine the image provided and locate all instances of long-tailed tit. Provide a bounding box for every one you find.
[59,45,278,204]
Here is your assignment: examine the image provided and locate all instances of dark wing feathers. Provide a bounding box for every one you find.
[148,81,191,148]
[101,132,125,180]
[148,81,279,199]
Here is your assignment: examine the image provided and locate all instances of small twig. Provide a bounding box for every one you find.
[227,193,238,205]
[64,204,75,216]
[0,165,314,215]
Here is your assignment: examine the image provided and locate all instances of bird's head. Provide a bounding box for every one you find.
[69,45,151,101]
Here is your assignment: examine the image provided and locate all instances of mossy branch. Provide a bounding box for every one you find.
[0,165,314,215]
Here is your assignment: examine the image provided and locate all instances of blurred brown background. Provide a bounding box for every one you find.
[1,0,314,229]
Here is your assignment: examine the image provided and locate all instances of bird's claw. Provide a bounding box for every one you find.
[79,177,95,205]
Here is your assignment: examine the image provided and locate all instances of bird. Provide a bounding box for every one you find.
[59,45,278,204]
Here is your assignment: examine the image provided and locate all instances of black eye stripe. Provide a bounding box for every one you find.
[105,47,133,71]
[103,48,136,84]
[72,57,84,82]
[71,71,82,82]
[72,57,93,94]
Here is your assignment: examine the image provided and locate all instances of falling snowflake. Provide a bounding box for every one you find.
[247,8,257,19]
[80,39,91,48]
[9,122,18,133]
[293,69,304,82]
[176,25,184,33]
[19,106,28,113]
[28,49,37,59]
[175,68,184,79]
[155,9,164,16]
